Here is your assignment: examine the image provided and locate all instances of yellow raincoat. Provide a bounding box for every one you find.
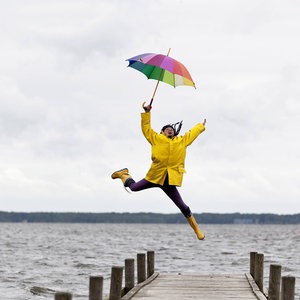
[141,112,205,186]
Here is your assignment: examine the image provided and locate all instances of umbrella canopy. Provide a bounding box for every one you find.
[126,52,195,88]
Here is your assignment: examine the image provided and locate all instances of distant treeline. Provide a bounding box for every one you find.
[0,211,300,224]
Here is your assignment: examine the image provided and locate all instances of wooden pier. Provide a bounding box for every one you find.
[122,273,266,300]
[54,251,296,300]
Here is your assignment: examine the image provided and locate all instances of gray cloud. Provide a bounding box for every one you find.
[0,0,299,213]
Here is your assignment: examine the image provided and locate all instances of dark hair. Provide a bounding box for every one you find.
[161,121,183,136]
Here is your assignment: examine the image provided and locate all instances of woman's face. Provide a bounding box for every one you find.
[163,127,175,138]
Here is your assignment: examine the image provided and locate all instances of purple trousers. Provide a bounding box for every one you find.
[126,175,191,217]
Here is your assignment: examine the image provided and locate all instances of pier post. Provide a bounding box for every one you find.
[109,266,123,300]
[137,253,146,283]
[281,276,295,300]
[55,292,72,300]
[125,258,135,293]
[268,264,281,300]
[250,251,257,277]
[254,253,264,292]
[147,251,155,278]
[89,276,103,300]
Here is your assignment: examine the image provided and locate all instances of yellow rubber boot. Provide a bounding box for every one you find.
[111,168,132,185]
[187,214,205,240]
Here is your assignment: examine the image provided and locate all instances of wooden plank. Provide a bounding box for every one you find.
[122,273,267,300]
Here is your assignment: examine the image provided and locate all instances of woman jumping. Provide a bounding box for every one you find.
[111,103,206,240]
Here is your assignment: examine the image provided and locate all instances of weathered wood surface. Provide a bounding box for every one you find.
[122,273,267,300]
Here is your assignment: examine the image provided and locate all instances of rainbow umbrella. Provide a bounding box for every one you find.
[126,48,195,106]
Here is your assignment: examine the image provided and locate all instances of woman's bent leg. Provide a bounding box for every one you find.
[127,178,157,192]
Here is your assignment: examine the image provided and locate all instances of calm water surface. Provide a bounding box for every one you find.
[0,223,299,299]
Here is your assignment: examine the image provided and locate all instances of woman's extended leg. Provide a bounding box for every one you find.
[161,184,191,217]
[160,176,205,240]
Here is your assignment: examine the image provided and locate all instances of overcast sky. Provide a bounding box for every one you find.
[0,0,299,214]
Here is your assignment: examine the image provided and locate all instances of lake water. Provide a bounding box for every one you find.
[0,223,299,299]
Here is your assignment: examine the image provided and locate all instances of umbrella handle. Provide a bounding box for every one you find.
[150,48,171,107]
[150,79,160,104]
[142,101,152,112]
